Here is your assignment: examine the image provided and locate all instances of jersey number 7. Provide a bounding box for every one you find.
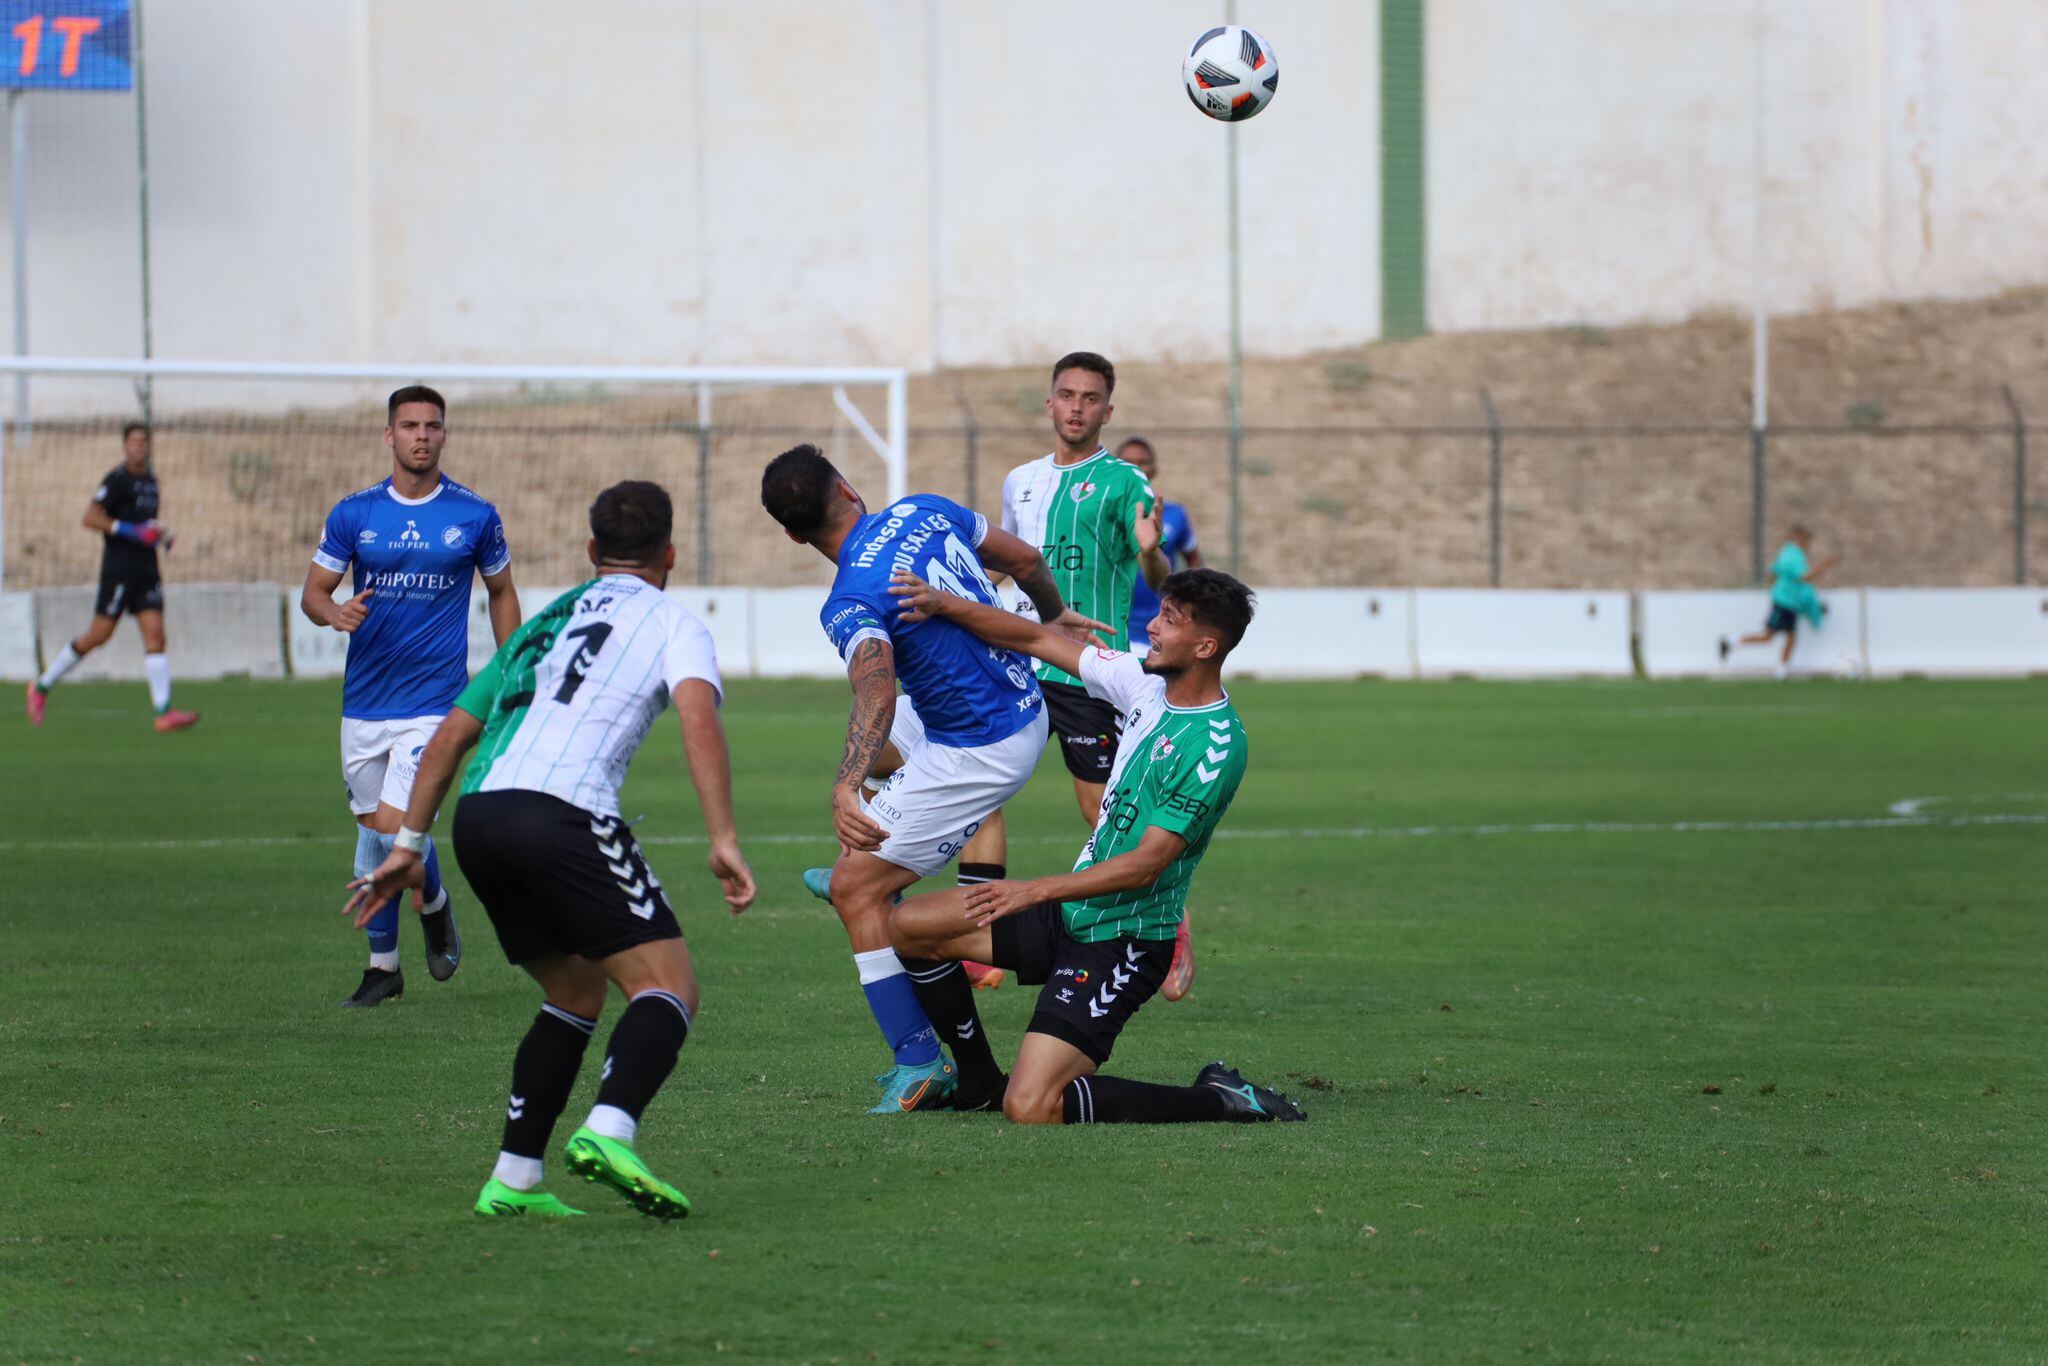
[554,623,614,704]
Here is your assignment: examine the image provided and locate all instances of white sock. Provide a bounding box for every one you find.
[144,653,172,713]
[853,947,906,985]
[37,642,81,692]
[370,949,400,971]
[492,1151,545,1191]
[1773,663,1790,680]
[584,1103,638,1144]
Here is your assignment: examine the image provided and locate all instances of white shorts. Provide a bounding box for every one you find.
[863,704,1047,878]
[340,714,443,816]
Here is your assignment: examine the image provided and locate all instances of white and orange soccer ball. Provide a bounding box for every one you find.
[1182,24,1279,122]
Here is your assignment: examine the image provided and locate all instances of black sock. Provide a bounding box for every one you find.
[1061,1074,1232,1124]
[592,990,691,1124]
[500,1003,596,1159]
[900,956,1001,1092]
[957,861,1006,886]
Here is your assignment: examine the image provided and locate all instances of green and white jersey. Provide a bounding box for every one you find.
[454,574,722,818]
[1001,448,1156,686]
[1060,646,1248,943]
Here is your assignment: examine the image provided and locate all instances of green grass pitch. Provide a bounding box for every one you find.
[4,676,2045,1363]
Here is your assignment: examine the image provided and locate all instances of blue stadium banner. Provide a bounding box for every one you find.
[0,1,130,90]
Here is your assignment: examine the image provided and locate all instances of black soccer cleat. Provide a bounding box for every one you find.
[1196,1061,1307,1123]
[951,1073,1008,1114]
[420,899,461,982]
[341,967,405,1008]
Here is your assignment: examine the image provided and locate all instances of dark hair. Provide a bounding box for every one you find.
[760,443,846,538]
[1050,351,1115,398]
[121,421,150,441]
[387,384,446,423]
[589,480,673,564]
[1115,435,1155,461]
[1160,567,1255,653]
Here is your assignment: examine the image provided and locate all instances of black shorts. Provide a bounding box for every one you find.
[1041,678,1119,782]
[1765,604,1798,634]
[990,901,1171,1065]
[452,789,682,965]
[94,557,162,617]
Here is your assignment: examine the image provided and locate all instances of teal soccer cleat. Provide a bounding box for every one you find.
[870,1058,956,1114]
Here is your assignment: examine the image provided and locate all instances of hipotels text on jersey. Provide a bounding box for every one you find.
[365,569,466,593]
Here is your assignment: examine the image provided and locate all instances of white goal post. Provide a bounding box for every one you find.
[0,356,909,589]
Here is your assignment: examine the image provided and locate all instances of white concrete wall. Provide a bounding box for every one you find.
[1639,588,1864,679]
[0,588,34,680]
[23,583,2048,682]
[4,1,2046,376]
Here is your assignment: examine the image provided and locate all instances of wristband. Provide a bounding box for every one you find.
[393,826,429,854]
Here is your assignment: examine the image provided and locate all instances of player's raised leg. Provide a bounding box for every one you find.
[955,813,1008,990]
[28,612,116,725]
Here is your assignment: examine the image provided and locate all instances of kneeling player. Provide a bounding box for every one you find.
[349,481,756,1217]
[884,566,1304,1125]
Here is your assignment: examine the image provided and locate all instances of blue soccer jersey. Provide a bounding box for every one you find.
[1126,501,1197,645]
[313,476,511,720]
[821,494,1043,749]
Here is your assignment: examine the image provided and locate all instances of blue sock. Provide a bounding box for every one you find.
[421,837,445,909]
[360,830,400,957]
[854,949,940,1067]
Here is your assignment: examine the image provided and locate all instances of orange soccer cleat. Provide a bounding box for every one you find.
[153,708,201,732]
[963,961,1005,990]
[1161,910,1195,1002]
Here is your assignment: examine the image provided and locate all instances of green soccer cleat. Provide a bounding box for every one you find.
[870,1058,956,1114]
[802,867,834,903]
[473,1178,585,1218]
[563,1127,691,1220]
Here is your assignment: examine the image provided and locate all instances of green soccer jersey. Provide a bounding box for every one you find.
[1058,646,1249,943]
[1000,448,1157,687]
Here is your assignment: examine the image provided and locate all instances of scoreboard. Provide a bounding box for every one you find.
[1,0,129,91]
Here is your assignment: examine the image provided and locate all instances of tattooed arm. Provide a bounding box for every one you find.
[831,636,897,853]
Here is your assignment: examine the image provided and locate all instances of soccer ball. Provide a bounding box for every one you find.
[1183,25,1279,122]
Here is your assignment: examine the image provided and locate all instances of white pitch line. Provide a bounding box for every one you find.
[0,812,2040,856]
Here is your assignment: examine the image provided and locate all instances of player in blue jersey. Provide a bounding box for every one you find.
[298,386,522,1007]
[761,443,1104,1114]
[1115,437,1206,655]
[1114,435,1207,1001]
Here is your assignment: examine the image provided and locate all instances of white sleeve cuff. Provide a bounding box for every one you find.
[839,626,889,661]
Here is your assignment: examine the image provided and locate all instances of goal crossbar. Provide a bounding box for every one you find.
[0,356,910,588]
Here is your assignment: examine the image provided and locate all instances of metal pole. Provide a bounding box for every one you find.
[2005,385,2028,585]
[1224,0,1244,576]
[10,89,29,433]
[133,0,154,420]
[1750,0,1768,583]
[695,382,712,584]
[1490,385,1507,589]
[955,386,977,510]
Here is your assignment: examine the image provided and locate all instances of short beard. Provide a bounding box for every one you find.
[1140,653,1181,679]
